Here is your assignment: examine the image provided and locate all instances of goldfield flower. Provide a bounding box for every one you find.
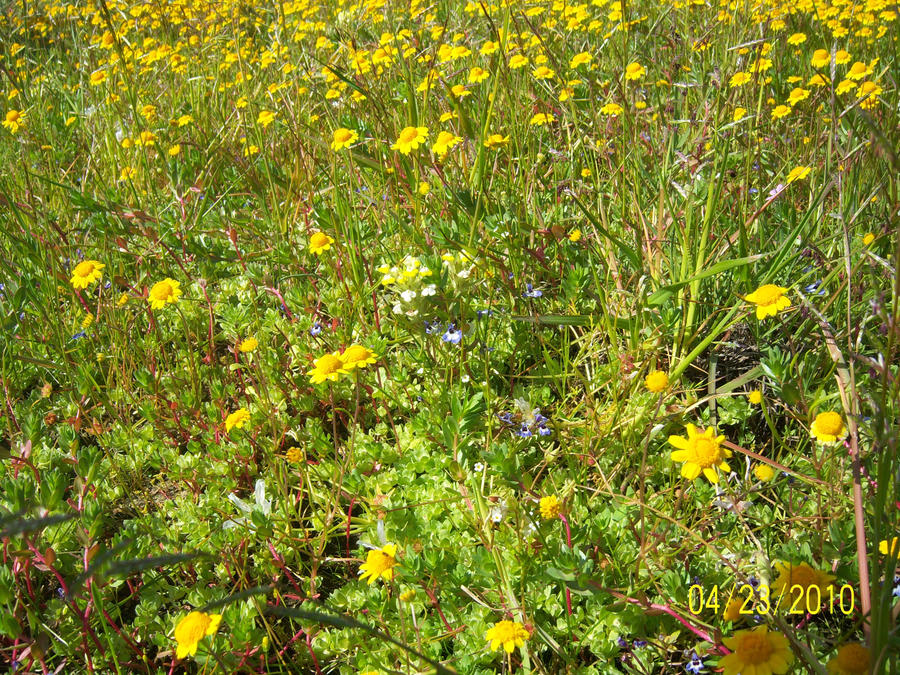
[358,543,398,584]
[485,620,530,653]
[771,104,791,120]
[285,446,303,463]
[569,52,591,68]
[532,66,555,80]
[827,643,870,675]
[307,351,349,384]
[174,611,222,659]
[771,561,835,610]
[391,126,428,154]
[529,112,554,126]
[719,626,793,675]
[624,61,645,80]
[483,133,509,149]
[339,344,378,370]
[748,390,762,405]
[754,463,776,482]
[810,411,847,444]
[568,228,582,242]
[722,597,744,622]
[600,102,623,116]
[3,109,25,133]
[432,131,462,158]
[257,110,276,127]
[786,87,810,106]
[668,424,732,484]
[468,66,490,83]
[835,79,857,95]
[539,495,560,519]
[863,233,875,246]
[856,81,882,109]
[148,278,182,309]
[846,61,871,80]
[644,370,668,393]
[508,54,529,69]
[70,260,105,289]
[225,408,250,432]
[811,49,831,68]
[744,284,790,319]
[729,71,751,87]
[308,231,334,255]
[239,336,258,353]
[331,127,359,150]
[786,165,811,183]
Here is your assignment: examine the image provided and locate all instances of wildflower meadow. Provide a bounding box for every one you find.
[1,0,899,672]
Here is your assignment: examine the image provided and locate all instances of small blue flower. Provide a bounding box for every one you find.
[477,309,494,318]
[522,283,543,298]
[441,324,462,345]
[310,322,322,336]
[633,639,647,649]
[497,412,514,424]
[617,637,628,649]
[71,331,87,341]
[515,424,532,438]
[425,319,443,335]
[685,651,704,674]
[892,575,900,598]
[803,280,826,296]
[537,424,551,436]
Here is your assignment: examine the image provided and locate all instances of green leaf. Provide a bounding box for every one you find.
[647,255,765,307]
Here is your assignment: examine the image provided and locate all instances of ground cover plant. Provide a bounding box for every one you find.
[1,0,899,672]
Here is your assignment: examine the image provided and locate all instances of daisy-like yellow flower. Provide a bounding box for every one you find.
[225,408,251,432]
[508,54,529,69]
[624,61,645,81]
[174,611,222,660]
[719,626,793,675]
[835,79,857,95]
[856,81,882,109]
[339,344,378,370]
[539,495,560,520]
[483,133,509,149]
[331,127,359,151]
[3,109,25,133]
[468,66,490,83]
[668,424,731,483]
[644,370,668,393]
[569,52,592,68]
[733,107,747,122]
[239,336,258,353]
[729,71,751,88]
[257,110,276,127]
[827,643,870,675]
[308,231,334,255]
[485,620,529,654]
[568,228,582,242]
[70,260,105,289]
[450,84,470,99]
[846,61,871,81]
[532,66,555,80]
[358,543,398,584]
[529,112,554,126]
[862,233,875,246]
[748,390,763,405]
[771,561,835,610]
[285,446,303,463]
[391,126,428,154]
[744,284,791,320]
[89,70,108,86]
[600,102,623,116]
[786,166,811,183]
[878,537,899,557]
[148,279,182,310]
[771,104,792,120]
[810,49,831,68]
[786,87,810,106]
[834,50,851,65]
[787,32,807,45]
[307,352,349,384]
[754,463,776,482]
[810,411,847,444]
[432,131,462,158]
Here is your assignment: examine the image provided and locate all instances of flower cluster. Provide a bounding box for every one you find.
[377,256,437,317]
[307,344,379,384]
[497,398,552,437]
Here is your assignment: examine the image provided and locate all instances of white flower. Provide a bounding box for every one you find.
[473,462,484,472]
[392,303,403,314]
[461,374,470,383]
[457,269,471,279]
[421,285,436,296]
[400,289,417,302]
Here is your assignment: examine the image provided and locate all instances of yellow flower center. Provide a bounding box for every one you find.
[735,633,774,664]
[73,261,96,277]
[398,127,420,144]
[7,111,20,123]
[317,354,344,375]
[152,281,173,300]
[334,129,352,143]
[690,437,721,468]
[815,412,843,435]
[751,284,784,306]
[367,549,396,575]
[310,232,330,248]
